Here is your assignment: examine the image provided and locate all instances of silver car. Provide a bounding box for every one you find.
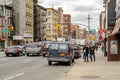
[4,45,25,56]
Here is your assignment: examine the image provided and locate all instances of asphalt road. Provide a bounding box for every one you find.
[0,53,74,80]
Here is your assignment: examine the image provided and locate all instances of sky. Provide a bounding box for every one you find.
[38,0,104,31]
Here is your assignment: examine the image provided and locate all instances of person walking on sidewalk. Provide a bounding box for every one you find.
[83,44,90,62]
[90,44,96,61]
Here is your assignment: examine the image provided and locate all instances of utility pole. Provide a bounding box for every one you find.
[87,15,92,44]
[88,15,92,31]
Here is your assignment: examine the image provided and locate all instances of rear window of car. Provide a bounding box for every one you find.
[49,43,68,50]
[49,44,59,50]
[59,44,67,50]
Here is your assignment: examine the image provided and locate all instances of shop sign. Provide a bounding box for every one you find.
[110,40,118,54]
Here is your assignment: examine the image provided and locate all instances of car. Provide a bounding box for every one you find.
[4,45,25,56]
[25,43,42,56]
[72,45,81,59]
[47,42,74,66]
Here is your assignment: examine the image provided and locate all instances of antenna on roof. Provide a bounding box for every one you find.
[52,4,54,8]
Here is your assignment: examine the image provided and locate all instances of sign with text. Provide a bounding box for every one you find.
[110,40,118,54]
[2,29,10,32]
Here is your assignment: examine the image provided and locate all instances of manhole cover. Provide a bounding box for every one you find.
[81,76,100,79]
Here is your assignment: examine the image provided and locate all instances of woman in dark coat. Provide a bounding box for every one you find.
[90,45,96,61]
[83,44,90,62]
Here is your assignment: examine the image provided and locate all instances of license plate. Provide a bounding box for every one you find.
[60,53,64,56]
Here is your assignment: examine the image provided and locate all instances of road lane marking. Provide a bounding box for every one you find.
[3,73,24,80]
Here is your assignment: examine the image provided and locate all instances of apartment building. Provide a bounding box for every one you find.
[63,14,71,39]
[0,4,12,48]
[79,28,86,40]
[12,0,34,44]
[34,4,46,41]
[46,8,58,41]
[39,6,47,41]
[71,25,79,39]
[57,7,63,37]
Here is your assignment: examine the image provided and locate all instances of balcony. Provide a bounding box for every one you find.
[41,12,46,16]
[41,18,47,22]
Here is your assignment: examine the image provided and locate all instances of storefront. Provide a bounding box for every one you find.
[108,21,120,61]
[0,41,5,50]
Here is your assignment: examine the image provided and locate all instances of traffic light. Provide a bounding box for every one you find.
[9,26,14,31]
[56,24,61,30]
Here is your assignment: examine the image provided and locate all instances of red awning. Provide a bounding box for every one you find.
[99,29,105,33]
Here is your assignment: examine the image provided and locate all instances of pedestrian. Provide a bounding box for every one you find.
[83,44,90,62]
[95,43,98,51]
[90,44,96,61]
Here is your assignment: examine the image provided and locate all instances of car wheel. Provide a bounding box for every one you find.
[48,61,52,65]
[21,51,24,56]
[27,53,29,56]
[18,53,20,56]
[43,54,46,57]
[68,61,71,66]
[6,54,9,57]
[72,58,75,63]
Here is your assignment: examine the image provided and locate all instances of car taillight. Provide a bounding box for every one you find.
[67,52,71,57]
[4,49,8,53]
[15,49,19,53]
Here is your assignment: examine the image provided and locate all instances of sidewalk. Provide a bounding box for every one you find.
[62,50,120,80]
[0,51,4,56]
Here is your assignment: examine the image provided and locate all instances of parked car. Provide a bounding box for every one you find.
[25,43,42,56]
[47,42,74,66]
[41,42,51,57]
[72,44,81,59]
[4,45,25,56]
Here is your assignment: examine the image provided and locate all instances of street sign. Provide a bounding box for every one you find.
[90,29,96,33]
[2,29,10,32]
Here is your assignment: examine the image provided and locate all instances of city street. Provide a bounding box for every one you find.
[0,53,74,80]
[0,0,120,80]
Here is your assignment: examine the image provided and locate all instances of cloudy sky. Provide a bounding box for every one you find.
[38,0,104,31]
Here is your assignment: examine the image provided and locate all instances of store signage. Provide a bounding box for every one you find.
[110,40,118,54]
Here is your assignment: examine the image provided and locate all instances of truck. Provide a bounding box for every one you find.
[25,43,42,56]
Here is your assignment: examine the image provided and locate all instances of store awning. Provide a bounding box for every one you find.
[112,21,120,35]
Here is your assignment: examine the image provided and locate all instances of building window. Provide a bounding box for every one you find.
[48,11,51,16]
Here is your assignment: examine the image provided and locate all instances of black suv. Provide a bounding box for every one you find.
[47,42,74,66]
